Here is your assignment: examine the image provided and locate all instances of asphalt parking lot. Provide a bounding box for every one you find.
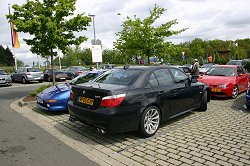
[11,94,250,166]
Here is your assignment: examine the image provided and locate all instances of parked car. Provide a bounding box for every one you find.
[197,65,248,98]
[174,66,192,76]
[68,66,210,137]
[63,66,88,80]
[0,69,12,86]
[43,68,68,82]
[11,67,44,84]
[37,70,106,112]
[101,64,115,69]
[226,59,250,70]
[199,63,214,75]
[183,64,192,69]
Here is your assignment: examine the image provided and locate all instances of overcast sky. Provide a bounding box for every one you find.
[0,0,250,66]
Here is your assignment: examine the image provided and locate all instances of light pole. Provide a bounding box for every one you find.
[88,14,99,69]
[88,14,96,44]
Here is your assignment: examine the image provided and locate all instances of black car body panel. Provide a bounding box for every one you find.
[68,66,209,134]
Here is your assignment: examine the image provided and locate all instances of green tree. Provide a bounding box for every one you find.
[0,45,15,66]
[115,4,187,64]
[4,47,15,66]
[81,48,93,66]
[7,0,91,85]
[17,59,24,67]
[102,49,124,64]
[189,38,206,61]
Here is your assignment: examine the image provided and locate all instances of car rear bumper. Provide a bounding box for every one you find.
[67,100,139,133]
[26,76,44,81]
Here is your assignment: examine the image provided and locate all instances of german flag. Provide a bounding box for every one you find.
[11,22,20,48]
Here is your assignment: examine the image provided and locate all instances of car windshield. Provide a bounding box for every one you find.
[27,68,41,72]
[206,67,235,76]
[94,68,143,85]
[0,70,7,75]
[227,61,242,65]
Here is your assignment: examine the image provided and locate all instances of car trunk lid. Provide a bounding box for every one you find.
[71,82,129,110]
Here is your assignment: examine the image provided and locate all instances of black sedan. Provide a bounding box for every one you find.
[68,66,210,137]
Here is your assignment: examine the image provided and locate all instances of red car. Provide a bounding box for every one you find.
[197,65,248,98]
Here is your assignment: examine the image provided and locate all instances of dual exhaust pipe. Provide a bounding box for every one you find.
[96,128,106,134]
[69,116,105,134]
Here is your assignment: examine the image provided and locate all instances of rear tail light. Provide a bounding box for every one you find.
[77,71,84,74]
[100,94,126,108]
[26,72,31,75]
[70,90,74,100]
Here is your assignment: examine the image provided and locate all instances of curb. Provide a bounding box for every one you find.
[18,97,37,107]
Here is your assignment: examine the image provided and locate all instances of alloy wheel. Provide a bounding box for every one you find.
[144,108,160,135]
[232,86,239,99]
[22,77,26,84]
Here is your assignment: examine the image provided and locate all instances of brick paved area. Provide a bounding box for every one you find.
[12,94,250,165]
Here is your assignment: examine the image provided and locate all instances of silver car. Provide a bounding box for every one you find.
[0,69,12,86]
[12,67,44,84]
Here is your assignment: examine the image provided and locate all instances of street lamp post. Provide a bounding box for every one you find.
[88,14,98,69]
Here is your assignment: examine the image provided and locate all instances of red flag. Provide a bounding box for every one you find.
[11,23,20,48]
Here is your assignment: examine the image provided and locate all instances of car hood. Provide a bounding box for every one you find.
[0,75,11,79]
[38,83,70,98]
[198,75,235,85]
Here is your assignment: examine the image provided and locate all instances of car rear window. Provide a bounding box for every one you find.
[94,68,143,85]
[27,68,41,72]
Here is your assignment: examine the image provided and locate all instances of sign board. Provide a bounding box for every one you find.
[91,45,102,63]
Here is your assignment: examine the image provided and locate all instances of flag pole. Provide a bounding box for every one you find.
[8,4,17,70]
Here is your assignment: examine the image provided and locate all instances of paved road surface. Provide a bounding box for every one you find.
[0,85,98,166]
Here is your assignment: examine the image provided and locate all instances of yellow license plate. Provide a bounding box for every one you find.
[79,96,94,105]
[211,88,221,92]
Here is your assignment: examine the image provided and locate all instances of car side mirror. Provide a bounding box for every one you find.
[238,73,244,77]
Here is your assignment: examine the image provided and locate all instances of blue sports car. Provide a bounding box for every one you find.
[37,70,106,111]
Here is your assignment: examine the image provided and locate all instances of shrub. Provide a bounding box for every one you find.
[29,84,53,97]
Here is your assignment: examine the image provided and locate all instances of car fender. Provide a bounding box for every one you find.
[139,96,162,122]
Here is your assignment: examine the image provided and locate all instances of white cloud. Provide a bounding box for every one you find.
[0,0,250,65]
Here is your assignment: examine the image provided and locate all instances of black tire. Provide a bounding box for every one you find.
[232,85,239,99]
[48,76,52,82]
[11,76,15,83]
[39,80,43,83]
[138,106,160,137]
[22,77,27,84]
[198,90,207,111]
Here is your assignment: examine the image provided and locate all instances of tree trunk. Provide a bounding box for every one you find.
[50,49,55,86]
